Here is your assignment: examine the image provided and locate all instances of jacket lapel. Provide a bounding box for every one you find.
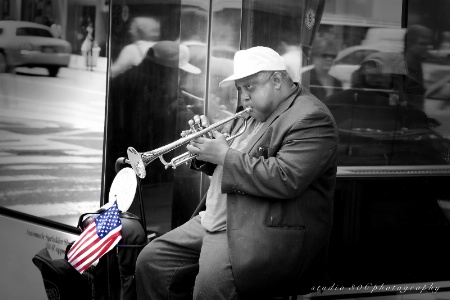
[244,85,302,153]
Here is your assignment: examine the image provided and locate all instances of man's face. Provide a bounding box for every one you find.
[407,35,432,60]
[414,36,432,59]
[235,72,278,122]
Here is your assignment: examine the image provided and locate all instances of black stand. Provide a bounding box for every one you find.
[115,157,147,235]
[136,177,147,235]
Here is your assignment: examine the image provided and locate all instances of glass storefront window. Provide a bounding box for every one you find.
[2,0,449,231]
[104,0,450,236]
[0,0,108,227]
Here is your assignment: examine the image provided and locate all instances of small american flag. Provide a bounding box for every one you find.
[67,201,122,273]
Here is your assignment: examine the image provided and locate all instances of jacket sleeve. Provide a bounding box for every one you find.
[221,110,337,199]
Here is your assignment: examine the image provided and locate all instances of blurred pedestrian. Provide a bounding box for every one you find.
[404,24,432,110]
[110,17,161,77]
[308,37,343,100]
[81,21,98,70]
[105,41,200,195]
[50,19,63,39]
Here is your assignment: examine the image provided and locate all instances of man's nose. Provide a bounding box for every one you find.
[240,91,250,101]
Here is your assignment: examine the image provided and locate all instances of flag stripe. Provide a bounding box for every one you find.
[75,235,118,273]
[76,234,122,273]
[75,234,120,270]
[70,226,122,267]
[67,201,123,273]
[68,227,106,263]
[67,226,98,260]
[67,223,97,259]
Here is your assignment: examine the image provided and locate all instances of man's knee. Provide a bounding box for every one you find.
[136,239,161,275]
[193,266,238,299]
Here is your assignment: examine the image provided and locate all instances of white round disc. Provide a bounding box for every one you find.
[108,167,137,212]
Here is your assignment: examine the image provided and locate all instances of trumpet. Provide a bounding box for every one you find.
[126,107,252,178]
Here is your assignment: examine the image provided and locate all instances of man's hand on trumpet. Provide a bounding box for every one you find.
[180,115,209,137]
[182,115,230,166]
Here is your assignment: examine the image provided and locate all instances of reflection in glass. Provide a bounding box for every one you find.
[307,37,343,100]
[103,0,450,237]
[325,51,450,166]
[110,16,161,78]
[206,0,242,123]
[317,0,450,169]
[241,0,325,93]
[106,0,221,233]
[171,1,211,228]
[106,39,201,233]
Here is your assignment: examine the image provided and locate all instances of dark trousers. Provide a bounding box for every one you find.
[136,215,239,300]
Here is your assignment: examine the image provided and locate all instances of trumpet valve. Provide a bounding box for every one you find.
[188,119,195,129]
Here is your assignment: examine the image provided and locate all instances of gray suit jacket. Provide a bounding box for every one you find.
[192,85,338,295]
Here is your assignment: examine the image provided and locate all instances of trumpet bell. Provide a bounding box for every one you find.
[127,147,146,178]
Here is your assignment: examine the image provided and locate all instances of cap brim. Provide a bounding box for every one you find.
[219,71,259,87]
[218,76,236,87]
[180,63,201,74]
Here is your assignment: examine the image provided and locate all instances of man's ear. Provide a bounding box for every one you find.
[272,72,283,89]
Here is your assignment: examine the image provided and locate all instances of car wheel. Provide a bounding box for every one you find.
[0,52,8,73]
[47,66,60,77]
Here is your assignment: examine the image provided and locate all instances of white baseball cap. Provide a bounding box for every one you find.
[219,46,286,87]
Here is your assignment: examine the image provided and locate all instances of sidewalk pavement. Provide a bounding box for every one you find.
[69,54,108,73]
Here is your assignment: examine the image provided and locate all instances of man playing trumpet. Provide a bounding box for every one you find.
[136,46,338,299]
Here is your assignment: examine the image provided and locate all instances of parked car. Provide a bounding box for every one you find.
[328,28,406,89]
[0,20,71,77]
[361,27,406,49]
[328,44,401,89]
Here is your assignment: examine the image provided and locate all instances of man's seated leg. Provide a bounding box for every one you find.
[193,230,239,300]
[136,215,205,300]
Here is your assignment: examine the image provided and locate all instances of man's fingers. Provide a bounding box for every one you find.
[186,144,200,155]
[200,115,209,127]
[191,115,209,133]
[190,137,207,144]
[212,130,226,141]
[180,130,191,137]
[189,141,201,148]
